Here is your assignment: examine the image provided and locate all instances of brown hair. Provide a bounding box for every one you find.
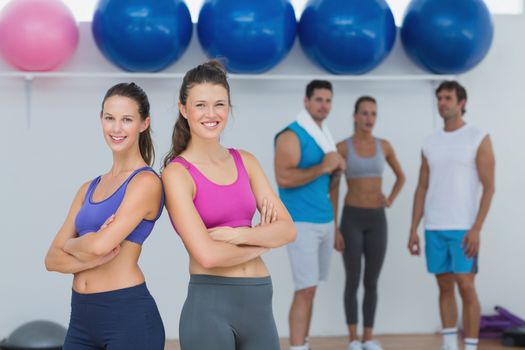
[162,60,230,169]
[305,80,332,98]
[354,95,376,114]
[436,80,467,114]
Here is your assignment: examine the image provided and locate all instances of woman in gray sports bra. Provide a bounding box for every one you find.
[332,96,405,350]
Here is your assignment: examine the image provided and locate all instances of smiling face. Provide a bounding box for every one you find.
[179,83,230,140]
[354,100,377,133]
[100,95,150,154]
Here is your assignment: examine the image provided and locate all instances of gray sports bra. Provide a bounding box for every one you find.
[345,137,385,179]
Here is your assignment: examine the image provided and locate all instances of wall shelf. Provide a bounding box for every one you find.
[1,70,455,129]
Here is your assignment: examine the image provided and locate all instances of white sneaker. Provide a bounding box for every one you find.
[362,340,383,350]
[440,345,459,350]
[347,340,363,350]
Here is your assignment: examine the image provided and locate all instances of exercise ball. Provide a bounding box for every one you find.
[0,0,79,71]
[92,0,193,72]
[197,0,296,73]
[298,0,396,75]
[401,0,494,74]
[0,320,66,350]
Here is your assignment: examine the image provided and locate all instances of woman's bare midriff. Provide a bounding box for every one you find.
[189,256,269,277]
[73,241,144,294]
[344,177,385,209]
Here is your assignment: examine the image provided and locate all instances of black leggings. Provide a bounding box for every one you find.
[340,205,387,328]
[179,274,280,350]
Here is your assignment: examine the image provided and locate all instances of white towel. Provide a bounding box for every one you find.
[296,109,336,153]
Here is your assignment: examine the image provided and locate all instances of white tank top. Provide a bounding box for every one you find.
[422,124,487,230]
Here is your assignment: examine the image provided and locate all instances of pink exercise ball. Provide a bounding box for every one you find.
[0,0,79,71]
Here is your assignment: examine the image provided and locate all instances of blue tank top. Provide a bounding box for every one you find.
[75,167,164,245]
[345,137,385,179]
[276,122,333,223]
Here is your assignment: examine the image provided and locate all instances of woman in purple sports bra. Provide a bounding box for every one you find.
[45,83,165,349]
[161,60,296,350]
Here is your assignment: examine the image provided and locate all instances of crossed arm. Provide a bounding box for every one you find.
[45,172,162,273]
[62,172,162,260]
[162,150,296,269]
[208,150,297,248]
[45,182,119,274]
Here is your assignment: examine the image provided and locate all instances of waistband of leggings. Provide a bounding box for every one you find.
[189,274,272,286]
[71,282,150,303]
[343,205,385,214]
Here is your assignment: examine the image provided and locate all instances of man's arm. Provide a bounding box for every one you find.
[408,153,430,256]
[274,130,341,188]
[463,135,495,258]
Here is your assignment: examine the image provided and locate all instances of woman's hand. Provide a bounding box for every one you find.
[257,198,278,226]
[93,245,121,267]
[209,198,281,246]
[99,214,115,230]
[378,194,392,208]
[64,213,118,261]
[209,226,246,245]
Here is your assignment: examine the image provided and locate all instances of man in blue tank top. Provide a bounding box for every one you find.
[275,80,345,350]
[409,81,495,350]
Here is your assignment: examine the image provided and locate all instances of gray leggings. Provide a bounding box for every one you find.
[340,205,387,328]
[179,274,280,350]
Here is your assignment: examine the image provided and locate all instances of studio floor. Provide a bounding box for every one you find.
[165,334,523,349]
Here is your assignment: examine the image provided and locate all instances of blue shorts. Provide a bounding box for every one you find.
[425,230,478,274]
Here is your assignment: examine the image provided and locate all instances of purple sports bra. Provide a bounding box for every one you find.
[74,167,164,245]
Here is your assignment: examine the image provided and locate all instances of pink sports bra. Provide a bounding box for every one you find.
[171,148,256,229]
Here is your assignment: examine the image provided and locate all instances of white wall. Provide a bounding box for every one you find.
[1,15,524,339]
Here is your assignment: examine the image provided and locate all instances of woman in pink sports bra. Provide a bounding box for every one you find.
[161,60,296,350]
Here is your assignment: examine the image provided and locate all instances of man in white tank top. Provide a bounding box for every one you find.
[408,81,495,350]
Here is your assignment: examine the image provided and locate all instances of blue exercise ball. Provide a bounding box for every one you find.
[401,0,494,74]
[197,0,296,74]
[299,0,396,75]
[92,0,192,72]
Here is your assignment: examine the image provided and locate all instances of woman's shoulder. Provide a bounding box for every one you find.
[123,169,162,201]
[235,148,259,166]
[378,137,389,145]
[163,159,192,177]
[69,177,99,207]
[76,179,94,203]
[336,137,350,154]
[235,149,264,178]
[336,137,351,145]
[130,168,161,186]
[236,148,255,159]
[378,138,394,155]
[79,179,93,191]
[161,158,196,193]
